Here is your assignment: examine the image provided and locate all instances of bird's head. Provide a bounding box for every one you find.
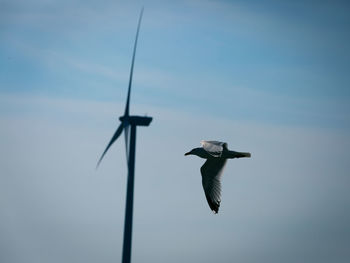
[185,148,203,157]
[184,149,194,156]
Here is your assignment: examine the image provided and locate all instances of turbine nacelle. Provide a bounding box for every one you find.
[119,115,152,126]
[96,8,151,170]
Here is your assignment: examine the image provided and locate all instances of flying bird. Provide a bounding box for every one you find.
[185,140,251,214]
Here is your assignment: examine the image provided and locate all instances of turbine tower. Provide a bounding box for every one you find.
[97,8,152,263]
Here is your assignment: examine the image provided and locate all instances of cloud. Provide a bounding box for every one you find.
[1,94,349,263]
[2,0,349,131]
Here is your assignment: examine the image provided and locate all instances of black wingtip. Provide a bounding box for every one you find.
[212,206,219,214]
[205,193,220,214]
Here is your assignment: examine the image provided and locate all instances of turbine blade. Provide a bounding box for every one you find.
[124,122,130,163]
[96,122,124,168]
[124,7,144,117]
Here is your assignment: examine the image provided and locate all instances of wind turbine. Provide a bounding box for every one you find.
[97,8,152,263]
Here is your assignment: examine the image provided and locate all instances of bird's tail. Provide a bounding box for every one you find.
[229,151,251,158]
[238,152,251,158]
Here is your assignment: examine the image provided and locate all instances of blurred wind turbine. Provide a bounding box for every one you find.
[96,8,152,263]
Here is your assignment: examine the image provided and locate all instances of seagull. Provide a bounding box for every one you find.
[185,140,251,214]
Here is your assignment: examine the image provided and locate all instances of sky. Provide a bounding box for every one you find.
[1,0,350,262]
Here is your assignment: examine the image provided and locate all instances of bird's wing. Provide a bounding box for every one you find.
[200,158,227,213]
[200,140,228,157]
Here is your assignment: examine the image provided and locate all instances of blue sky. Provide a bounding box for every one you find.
[1,1,350,263]
[2,0,349,127]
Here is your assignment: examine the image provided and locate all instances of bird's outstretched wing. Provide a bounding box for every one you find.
[200,158,227,213]
[200,140,228,157]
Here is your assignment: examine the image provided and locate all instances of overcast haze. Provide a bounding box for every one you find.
[1,1,350,263]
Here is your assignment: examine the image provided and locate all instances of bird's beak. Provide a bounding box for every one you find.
[184,152,191,156]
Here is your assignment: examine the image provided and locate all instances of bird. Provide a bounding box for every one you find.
[185,140,251,214]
